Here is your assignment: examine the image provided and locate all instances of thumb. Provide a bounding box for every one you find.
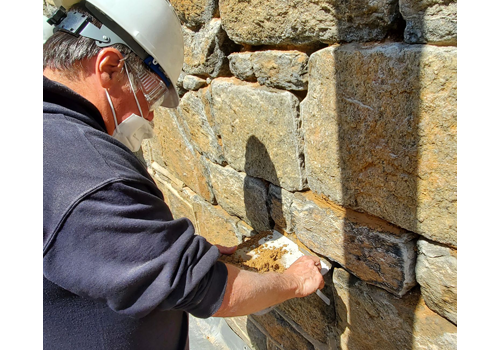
[215,244,238,255]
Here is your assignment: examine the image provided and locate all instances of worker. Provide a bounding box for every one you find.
[43,0,325,349]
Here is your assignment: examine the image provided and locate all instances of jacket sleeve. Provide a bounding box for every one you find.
[43,180,228,319]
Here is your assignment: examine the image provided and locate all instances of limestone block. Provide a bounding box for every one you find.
[153,107,215,203]
[182,18,231,78]
[268,184,294,233]
[291,191,417,297]
[225,316,268,350]
[332,268,457,350]
[177,88,225,165]
[416,239,457,324]
[400,0,457,45]
[229,51,309,91]
[207,162,271,233]
[191,195,242,246]
[219,0,399,46]
[250,311,315,350]
[301,43,457,247]
[211,78,306,192]
[182,74,208,91]
[169,0,218,29]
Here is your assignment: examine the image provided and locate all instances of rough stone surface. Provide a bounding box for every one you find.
[219,0,399,46]
[301,43,457,247]
[291,191,417,296]
[225,316,267,350]
[170,0,218,29]
[211,78,306,191]
[153,108,215,203]
[177,88,225,165]
[416,239,457,324]
[207,162,271,233]
[182,18,231,78]
[332,268,457,350]
[400,0,457,45]
[268,184,294,233]
[182,74,208,91]
[229,51,309,91]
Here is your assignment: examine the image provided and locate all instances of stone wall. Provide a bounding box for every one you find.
[44,0,457,349]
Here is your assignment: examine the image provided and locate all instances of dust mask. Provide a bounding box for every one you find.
[106,61,154,152]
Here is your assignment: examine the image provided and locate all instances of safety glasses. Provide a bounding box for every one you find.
[133,68,168,112]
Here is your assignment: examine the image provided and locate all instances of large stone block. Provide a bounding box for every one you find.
[182,18,231,78]
[170,0,218,29]
[177,88,226,165]
[207,162,271,233]
[153,107,215,203]
[416,239,457,324]
[332,268,457,350]
[291,191,417,297]
[301,43,457,247]
[219,0,399,46]
[211,78,306,192]
[400,0,457,45]
[229,51,309,91]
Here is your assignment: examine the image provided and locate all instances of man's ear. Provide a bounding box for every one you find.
[96,48,125,89]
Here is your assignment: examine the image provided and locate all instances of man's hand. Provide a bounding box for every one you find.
[215,244,238,255]
[284,256,325,298]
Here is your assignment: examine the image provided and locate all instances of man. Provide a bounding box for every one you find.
[43,1,325,349]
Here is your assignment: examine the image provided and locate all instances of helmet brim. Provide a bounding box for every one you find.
[161,83,180,108]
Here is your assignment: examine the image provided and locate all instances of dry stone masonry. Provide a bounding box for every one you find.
[44,0,457,348]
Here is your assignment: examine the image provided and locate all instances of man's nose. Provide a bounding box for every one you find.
[146,110,155,121]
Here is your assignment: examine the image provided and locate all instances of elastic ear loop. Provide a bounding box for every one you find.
[105,89,121,134]
[123,60,145,119]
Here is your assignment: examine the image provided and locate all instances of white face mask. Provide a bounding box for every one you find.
[105,61,155,152]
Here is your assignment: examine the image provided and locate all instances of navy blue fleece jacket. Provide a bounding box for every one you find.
[43,76,228,350]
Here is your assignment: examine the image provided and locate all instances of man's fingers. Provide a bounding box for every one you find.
[215,244,238,255]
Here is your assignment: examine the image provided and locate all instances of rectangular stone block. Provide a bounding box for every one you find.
[169,0,217,29]
[220,0,399,45]
[301,43,457,247]
[225,316,268,350]
[207,162,271,233]
[154,107,215,204]
[332,268,457,350]
[211,78,306,192]
[229,51,309,91]
[291,191,417,297]
[416,239,457,325]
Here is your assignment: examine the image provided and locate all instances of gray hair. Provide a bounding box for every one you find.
[43,2,148,82]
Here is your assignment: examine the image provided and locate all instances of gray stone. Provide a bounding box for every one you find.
[291,191,417,297]
[219,0,399,45]
[400,0,457,45]
[207,162,271,233]
[301,43,457,247]
[332,268,457,350]
[182,74,208,91]
[211,78,306,192]
[416,239,457,324]
[182,18,231,78]
[268,184,294,233]
[229,51,309,91]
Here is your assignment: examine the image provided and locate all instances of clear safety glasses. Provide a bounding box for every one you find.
[133,68,168,112]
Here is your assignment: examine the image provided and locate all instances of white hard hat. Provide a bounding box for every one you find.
[49,0,184,108]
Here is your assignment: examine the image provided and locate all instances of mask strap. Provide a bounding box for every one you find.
[105,89,121,134]
[123,61,145,119]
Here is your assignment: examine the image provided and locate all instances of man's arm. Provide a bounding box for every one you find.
[212,255,325,317]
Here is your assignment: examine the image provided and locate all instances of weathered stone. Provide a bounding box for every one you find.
[182,74,208,91]
[400,0,457,45]
[416,239,457,325]
[207,162,271,233]
[153,107,215,203]
[211,78,306,191]
[250,311,315,350]
[268,184,294,233]
[191,195,242,246]
[219,0,399,46]
[291,191,417,296]
[225,316,268,350]
[229,51,309,91]
[301,43,457,247]
[170,0,218,29]
[332,268,457,350]
[177,88,225,165]
[182,18,231,78]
